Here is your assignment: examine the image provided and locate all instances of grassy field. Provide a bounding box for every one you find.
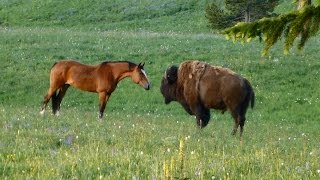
[1,0,320,179]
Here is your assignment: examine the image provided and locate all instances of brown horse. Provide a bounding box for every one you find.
[40,60,150,118]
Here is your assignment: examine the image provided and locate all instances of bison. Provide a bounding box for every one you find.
[160,60,255,139]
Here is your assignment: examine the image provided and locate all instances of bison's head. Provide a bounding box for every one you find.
[160,65,178,104]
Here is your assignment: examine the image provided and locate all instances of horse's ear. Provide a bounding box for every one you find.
[138,62,145,69]
[136,63,141,69]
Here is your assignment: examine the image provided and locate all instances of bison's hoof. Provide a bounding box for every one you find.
[197,119,203,128]
[231,130,237,136]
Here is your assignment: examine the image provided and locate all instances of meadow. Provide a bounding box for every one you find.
[0,0,320,179]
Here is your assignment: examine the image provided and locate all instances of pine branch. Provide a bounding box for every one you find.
[223,5,320,56]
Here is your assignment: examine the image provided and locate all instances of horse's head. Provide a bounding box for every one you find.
[132,62,150,90]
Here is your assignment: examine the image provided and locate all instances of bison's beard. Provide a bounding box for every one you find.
[161,89,174,104]
[164,97,172,104]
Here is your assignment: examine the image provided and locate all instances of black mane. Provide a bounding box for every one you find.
[101,60,136,70]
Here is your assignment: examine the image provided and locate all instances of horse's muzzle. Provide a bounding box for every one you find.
[144,83,150,90]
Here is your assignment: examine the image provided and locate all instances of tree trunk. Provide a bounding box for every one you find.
[244,4,251,22]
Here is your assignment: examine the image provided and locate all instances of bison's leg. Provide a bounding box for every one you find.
[231,110,241,136]
[239,116,246,140]
[181,102,193,115]
[194,104,210,128]
[231,109,246,141]
[221,107,227,114]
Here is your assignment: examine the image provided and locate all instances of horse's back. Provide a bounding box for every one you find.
[51,60,97,74]
[50,60,90,82]
[50,60,101,92]
[52,60,87,69]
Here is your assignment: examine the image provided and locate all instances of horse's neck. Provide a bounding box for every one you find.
[109,63,133,81]
[117,71,132,81]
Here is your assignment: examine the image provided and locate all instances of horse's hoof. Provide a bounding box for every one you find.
[40,110,45,115]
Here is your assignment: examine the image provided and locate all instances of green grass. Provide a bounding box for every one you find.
[1,0,320,179]
[0,0,211,33]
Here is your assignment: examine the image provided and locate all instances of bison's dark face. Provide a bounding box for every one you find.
[160,65,178,104]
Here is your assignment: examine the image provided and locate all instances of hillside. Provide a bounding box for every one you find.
[0,0,319,122]
[0,0,213,33]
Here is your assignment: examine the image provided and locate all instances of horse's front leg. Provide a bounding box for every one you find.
[98,92,110,119]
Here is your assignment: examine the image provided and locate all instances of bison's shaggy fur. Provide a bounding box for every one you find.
[160,60,255,139]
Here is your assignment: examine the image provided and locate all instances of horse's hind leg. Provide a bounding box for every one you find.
[53,84,70,116]
[40,86,59,115]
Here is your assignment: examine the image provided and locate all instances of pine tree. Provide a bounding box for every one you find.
[206,0,279,29]
[223,0,320,56]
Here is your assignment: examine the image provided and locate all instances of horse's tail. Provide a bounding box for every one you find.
[244,78,255,109]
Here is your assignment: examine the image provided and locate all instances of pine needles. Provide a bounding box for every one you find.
[223,5,320,56]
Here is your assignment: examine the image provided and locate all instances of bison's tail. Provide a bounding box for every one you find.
[244,78,255,109]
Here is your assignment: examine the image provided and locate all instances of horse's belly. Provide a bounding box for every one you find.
[67,80,97,92]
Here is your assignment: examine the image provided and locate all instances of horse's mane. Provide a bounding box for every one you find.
[101,61,136,70]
